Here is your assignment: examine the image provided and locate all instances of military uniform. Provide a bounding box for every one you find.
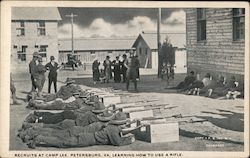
[126,56,139,91]
[33,59,46,94]
[44,83,81,102]
[103,57,112,82]
[45,56,60,93]
[29,58,38,92]
[31,124,133,148]
[19,122,106,142]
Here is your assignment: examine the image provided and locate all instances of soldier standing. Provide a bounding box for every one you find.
[29,52,39,92]
[124,52,139,92]
[45,56,60,93]
[121,54,128,83]
[34,56,46,97]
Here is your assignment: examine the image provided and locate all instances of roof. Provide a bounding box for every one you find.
[58,38,136,52]
[132,33,186,49]
[12,7,61,20]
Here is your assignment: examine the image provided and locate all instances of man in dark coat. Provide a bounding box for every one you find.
[112,56,121,83]
[27,112,141,148]
[121,54,128,83]
[173,71,196,91]
[125,53,139,92]
[29,52,39,92]
[92,59,100,84]
[45,56,60,93]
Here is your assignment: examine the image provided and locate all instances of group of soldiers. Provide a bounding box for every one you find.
[92,51,140,92]
[29,52,60,98]
[18,78,145,149]
[170,71,243,99]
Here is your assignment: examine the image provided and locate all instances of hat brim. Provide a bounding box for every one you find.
[97,113,115,122]
[92,108,106,114]
[109,118,129,125]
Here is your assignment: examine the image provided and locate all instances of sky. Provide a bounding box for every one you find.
[58,8,186,39]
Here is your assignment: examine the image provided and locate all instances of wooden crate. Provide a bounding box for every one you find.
[102,95,121,107]
[133,122,179,143]
[127,109,154,120]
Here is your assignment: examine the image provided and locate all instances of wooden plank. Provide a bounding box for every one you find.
[115,102,136,108]
[122,106,145,113]
[121,105,167,113]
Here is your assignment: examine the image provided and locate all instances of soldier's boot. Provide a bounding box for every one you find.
[126,82,129,91]
[134,81,138,92]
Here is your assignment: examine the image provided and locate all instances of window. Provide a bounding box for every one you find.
[233,8,245,41]
[145,48,148,55]
[91,51,95,55]
[39,53,47,58]
[197,8,206,41]
[108,51,112,54]
[16,21,25,36]
[17,45,27,61]
[38,45,48,60]
[139,48,142,55]
[37,21,46,36]
[39,45,48,52]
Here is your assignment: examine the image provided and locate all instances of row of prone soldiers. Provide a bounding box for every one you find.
[19,78,145,148]
[170,71,243,99]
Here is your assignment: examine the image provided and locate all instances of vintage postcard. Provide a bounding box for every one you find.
[0,1,249,158]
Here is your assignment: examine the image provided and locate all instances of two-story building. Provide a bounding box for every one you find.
[11,7,61,68]
[186,8,245,84]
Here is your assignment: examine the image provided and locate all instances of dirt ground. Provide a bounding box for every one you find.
[10,68,245,151]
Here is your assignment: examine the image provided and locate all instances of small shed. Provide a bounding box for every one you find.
[132,32,186,73]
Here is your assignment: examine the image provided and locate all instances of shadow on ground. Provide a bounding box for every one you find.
[197,109,244,132]
[72,74,185,94]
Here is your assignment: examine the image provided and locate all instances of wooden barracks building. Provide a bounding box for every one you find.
[11,7,61,67]
[132,32,187,73]
[186,8,245,83]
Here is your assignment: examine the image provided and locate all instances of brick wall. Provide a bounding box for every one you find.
[11,21,59,69]
[186,8,245,83]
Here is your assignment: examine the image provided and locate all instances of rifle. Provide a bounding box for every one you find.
[116,99,158,106]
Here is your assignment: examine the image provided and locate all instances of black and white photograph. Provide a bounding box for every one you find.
[0,1,249,158]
